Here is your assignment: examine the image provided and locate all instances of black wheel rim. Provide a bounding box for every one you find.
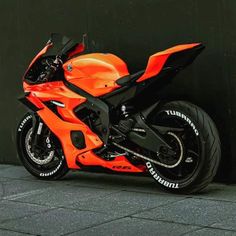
[22,122,63,173]
[149,110,202,183]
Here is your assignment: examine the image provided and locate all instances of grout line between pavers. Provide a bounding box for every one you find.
[0,184,55,202]
[62,197,188,235]
[0,226,36,235]
[1,166,236,202]
[69,191,186,219]
[129,196,188,216]
[61,215,127,236]
[2,189,46,201]
[0,175,123,192]
[0,179,124,205]
[131,215,236,233]
[184,195,236,204]
[9,189,186,218]
[179,226,203,236]
[208,220,236,233]
[0,206,57,225]
[6,187,123,212]
[8,198,113,215]
[4,175,236,204]
[180,224,236,236]
[8,196,128,216]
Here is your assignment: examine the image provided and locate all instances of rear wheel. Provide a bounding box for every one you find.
[16,112,69,180]
[146,101,221,194]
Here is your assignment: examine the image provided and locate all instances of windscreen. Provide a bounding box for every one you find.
[44,33,78,57]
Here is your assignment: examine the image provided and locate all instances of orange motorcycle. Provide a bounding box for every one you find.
[17,34,220,193]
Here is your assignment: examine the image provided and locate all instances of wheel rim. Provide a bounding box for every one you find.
[25,128,55,165]
[23,126,63,172]
[150,110,202,183]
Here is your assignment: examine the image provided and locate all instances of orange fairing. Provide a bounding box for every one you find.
[63,53,129,96]
[24,43,52,78]
[77,151,144,172]
[21,36,203,174]
[23,81,103,168]
[137,43,201,82]
[23,80,143,172]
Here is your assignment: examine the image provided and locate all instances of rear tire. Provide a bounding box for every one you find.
[146,101,221,194]
[16,112,69,180]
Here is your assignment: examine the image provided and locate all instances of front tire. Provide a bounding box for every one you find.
[16,112,69,180]
[146,101,221,194]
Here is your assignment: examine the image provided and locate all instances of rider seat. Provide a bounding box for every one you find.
[116,70,145,86]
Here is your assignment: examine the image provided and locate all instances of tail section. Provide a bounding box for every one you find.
[137,43,204,82]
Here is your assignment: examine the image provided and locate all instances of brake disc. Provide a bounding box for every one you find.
[25,128,55,165]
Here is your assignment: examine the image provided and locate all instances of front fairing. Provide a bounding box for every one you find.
[23,34,84,84]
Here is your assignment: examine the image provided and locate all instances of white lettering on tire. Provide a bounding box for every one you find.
[165,110,199,136]
[39,160,63,177]
[18,115,32,132]
[146,162,179,189]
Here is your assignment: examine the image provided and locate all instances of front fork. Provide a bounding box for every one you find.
[31,115,42,147]
[31,114,52,153]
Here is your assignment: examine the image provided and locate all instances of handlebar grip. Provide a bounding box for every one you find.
[44,66,57,80]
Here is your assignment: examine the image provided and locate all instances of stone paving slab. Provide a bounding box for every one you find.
[186,227,236,236]
[211,215,236,232]
[0,229,33,236]
[12,184,119,210]
[0,164,236,236]
[0,179,52,200]
[0,208,116,236]
[133,198,236,227]
[69,217,200,236]
[0,200,53,223]
[62,171,159,193]
[0,165,31,179]
[191,183,236,203]
[67,190,185,217]
[0,177,12,183]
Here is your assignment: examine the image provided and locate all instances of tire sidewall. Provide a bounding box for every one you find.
[146,103,206,192]
[16,112,68,179]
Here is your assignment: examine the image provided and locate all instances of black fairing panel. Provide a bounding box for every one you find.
[103,44,205,108]
[165,44,205,70]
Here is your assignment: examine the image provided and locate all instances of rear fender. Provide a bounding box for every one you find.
[137,43,205,83]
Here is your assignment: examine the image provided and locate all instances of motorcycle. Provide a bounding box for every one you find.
[16,33,221,193]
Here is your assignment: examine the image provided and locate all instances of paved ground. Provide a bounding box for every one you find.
[0,165,236,236]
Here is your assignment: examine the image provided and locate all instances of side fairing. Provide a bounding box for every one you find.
[23,81,104,168]
[63,53,129,97]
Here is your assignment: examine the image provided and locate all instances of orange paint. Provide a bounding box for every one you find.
[137,43,200,82]
[63,53,128,96]
[77,151,143,172]
[22,39,202,172]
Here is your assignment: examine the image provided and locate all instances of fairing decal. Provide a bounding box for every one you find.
[77,151,144,173]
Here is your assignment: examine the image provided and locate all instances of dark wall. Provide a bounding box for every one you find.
[0,0,236,181]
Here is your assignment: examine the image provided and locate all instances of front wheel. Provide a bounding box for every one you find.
[16,112,69,180]
[146,101,221,194]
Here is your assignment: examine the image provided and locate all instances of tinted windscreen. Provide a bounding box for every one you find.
[44,33,78,57]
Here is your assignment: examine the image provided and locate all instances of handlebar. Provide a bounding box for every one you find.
[35,56,62,83]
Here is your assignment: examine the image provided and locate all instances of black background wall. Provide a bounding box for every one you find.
[0,0,235,181]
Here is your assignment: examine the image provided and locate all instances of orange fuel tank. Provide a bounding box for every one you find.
[63,53,130,97]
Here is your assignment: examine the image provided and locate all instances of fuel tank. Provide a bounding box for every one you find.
[63,53,129,97]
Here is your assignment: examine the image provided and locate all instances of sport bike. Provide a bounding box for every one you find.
[17,34,221,193]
